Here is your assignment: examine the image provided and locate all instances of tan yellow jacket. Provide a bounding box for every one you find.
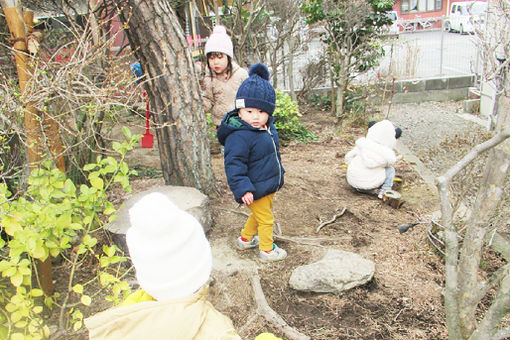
[202,62,248,126]
[85,286,241,340]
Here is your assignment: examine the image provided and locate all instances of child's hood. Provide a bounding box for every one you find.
[366,120,397,149]
[217,109,275,145]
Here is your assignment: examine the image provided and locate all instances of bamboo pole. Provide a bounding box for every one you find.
[2,3,54,295]
[23,10,66,173]
[3,5,42,167]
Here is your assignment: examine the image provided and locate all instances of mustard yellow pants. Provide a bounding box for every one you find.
[241,193,275,252]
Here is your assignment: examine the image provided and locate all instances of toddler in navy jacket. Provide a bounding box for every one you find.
[217,63,286,262]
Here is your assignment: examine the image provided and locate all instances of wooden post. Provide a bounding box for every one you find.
[2,3,54,295]
[2,5,42,166]
[23,10,67,173]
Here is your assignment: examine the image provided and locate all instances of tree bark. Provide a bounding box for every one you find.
[437,126,510,340]
[458,145,510,338]
[118,0,217,196]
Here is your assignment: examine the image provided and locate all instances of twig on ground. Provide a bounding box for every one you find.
[220,208,250,217]
[316,207,347,233]
[273,234,325,247]
[274,222,282,236]
[250,273,311,340]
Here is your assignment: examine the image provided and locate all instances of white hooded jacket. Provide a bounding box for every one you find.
[344,120,397,190]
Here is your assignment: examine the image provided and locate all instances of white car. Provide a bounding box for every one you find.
[380,10,399,37]
[445,1,487,34]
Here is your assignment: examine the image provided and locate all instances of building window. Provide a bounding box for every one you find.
[401,0,442,13]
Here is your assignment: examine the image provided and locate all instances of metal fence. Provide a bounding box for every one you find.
[275,23,482,92]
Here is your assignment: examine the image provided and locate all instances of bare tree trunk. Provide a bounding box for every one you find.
[458,144,510,338]
[438,86,510,340]
[288,37,296,101]
[118,0,217,196]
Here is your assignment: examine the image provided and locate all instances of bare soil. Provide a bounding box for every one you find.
[200,105,447,340]
[121,102,483,340]
[98,100,494,339]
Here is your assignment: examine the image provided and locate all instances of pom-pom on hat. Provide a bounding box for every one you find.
[204,25,233,59]
[126,192,212,301]
[235,63,276,115]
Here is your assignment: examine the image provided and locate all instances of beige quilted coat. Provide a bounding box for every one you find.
[202,62,248,126]
[85,286,241,340]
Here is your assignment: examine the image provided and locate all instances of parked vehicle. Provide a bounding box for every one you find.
[380,10,399,37]
[444,1,487,34]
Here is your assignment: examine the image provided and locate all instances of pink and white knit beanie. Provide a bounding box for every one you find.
[126,192,212,301]
[204,25,234,58]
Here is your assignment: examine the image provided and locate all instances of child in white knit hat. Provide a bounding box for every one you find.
[85,192,241,340]
[202,25,248,128]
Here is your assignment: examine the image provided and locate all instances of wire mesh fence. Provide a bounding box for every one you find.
[276,22,482,92]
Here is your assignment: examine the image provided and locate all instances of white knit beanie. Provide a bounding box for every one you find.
[204,25,233,58]
[126,192,212,301]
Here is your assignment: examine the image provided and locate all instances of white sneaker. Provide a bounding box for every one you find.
[236,235,259,250]
[259,244,287,262]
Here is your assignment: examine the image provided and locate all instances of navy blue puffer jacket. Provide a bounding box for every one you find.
[217,110,285,204]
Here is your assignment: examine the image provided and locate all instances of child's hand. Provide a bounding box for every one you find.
[242,192,254,205]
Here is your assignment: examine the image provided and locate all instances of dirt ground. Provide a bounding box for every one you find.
[124,103,454,340]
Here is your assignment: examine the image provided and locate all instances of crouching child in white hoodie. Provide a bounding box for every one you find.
[344,120,402,199]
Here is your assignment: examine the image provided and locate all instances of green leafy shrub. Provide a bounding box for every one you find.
[309,93,332,111]
[273,90,316,142]
[0,127,140,339]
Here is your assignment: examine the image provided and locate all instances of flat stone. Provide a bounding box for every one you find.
[289,249,375,294]
[105,185,212,254]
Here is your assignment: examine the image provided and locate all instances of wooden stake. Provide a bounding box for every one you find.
[2,3,54,295]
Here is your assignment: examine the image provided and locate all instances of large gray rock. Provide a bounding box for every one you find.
[289,249,375,293]
[105,185,212,254]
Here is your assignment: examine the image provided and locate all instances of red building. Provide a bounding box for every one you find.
[393,0,487,31]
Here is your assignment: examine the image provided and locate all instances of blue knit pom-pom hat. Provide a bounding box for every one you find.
[235,63,276,115]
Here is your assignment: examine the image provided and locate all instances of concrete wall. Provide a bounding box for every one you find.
[304,74,475,104]
[392,75,474,103]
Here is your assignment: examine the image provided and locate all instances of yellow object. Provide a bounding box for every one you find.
[394,177,402,182]
[255,333,283,340]
[120,289,155,306]
[342,164,348,168]
[241,193,275,252]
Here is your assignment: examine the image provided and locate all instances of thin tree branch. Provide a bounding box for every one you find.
[316,207,347,233]
[250,273,310,340]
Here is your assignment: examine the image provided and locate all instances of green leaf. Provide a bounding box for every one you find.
[30,289,44,297]
[90,177,104,190]
[83,163,97,171]
[73,284,84,294]
[11,333,25,340]
[122,126,133,139]
[11,272,23,287]
[80,295,91,306]
[32,245,48,261]
[73,320,83,331]
[3,214,23,235]
[83,235,97,248]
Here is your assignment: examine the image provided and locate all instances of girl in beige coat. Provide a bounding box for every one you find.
[202,25,248,127]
